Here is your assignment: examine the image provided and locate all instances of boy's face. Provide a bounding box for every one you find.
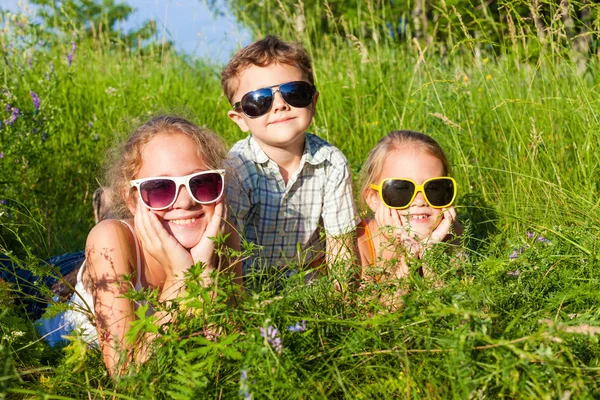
[227,63,318,154]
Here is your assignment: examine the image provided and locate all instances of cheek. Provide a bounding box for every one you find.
[429,209,444,227]
[203,204,216,220]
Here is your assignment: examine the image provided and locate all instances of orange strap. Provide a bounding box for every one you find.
[359,219,376,266]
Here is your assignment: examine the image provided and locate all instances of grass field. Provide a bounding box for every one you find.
[1,1,599,398]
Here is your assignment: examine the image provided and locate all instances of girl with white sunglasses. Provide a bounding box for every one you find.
[38,115,241,375]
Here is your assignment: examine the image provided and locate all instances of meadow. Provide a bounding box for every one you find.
[1,0,600,398]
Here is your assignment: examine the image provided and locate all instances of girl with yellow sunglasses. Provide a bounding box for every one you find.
[357,130,463,286]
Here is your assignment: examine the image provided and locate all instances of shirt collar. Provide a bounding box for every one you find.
[303,133,327,165]
[247,133,328,165]
[248,135,270,164]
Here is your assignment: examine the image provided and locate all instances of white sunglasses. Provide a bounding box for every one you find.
[130,169,225,210]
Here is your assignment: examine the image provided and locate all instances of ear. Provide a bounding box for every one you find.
[310,90,319,115]
[124,187,137,215]
[227,110,250,133]
[365,187,380,214]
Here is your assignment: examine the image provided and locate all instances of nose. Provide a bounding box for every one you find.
[271,88,290,113]
[410,190,427,207]
[172,184,197,209]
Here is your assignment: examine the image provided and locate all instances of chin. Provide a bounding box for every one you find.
[162,221,206,249]
[410,227,434,241]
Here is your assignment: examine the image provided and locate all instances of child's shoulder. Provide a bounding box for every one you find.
[305,133,349,167]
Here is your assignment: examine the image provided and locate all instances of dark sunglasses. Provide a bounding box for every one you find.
[370,177,457,210]
[232,81,317,118]
[130,170,225,210]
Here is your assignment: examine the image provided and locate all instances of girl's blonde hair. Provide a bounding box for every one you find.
[105,115,227,217]
[358,130,450,209]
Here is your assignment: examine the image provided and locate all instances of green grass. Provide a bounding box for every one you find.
[1,0,600,398]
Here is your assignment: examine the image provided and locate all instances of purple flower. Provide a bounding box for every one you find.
[30,91,40,113]
[527,232,535,239]
[41,132,47,143]
[5,104,11,113]
[239,370,252,400]
[67,42,76,66]
[6,107,19,126]
[509,246,527,260]
[287,320,307,333]
[260,325,282,353]
[0,152,4,159]
[537,236,551,244]
[0,200,6,205]
[507,270,521,277]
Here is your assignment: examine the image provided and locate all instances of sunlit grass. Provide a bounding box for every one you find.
[1,0,599,398]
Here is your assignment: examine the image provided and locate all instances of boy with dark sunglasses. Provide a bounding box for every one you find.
[222,35,360,281]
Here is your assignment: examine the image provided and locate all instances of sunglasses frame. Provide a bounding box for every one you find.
[130,169,225,211]
[370,176,457,210]
[232,80,317,118]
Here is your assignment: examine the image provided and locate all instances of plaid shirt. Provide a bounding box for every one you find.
[226,133,359,272]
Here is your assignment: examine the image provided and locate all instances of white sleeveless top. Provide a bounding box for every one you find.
[37,221,147,346]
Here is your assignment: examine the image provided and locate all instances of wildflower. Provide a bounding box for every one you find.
[105,87,117,96]
[537,236,551,244]
[30,91,40,113]
[239,370,253,400]
[260,325,282,353]
[527,232,535,239]
[509,249,521,260]
[93,134,99,141]
[42,132,47,142]
[5,104,11,113]
[0,152,3,158]
[507,270,521,277]
[0,200,6,205]
[287,320,307,333]
[486,74,492,80]
[6,107,19,125]
[67,41,76,66]
[27,57,32,67]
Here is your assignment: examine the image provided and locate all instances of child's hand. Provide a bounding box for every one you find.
[134,203,194,280]
[374,202,421,257]
[424,207,456,247]
[189,200,226,272]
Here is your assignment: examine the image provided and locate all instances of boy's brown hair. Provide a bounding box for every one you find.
[221,35,314,103]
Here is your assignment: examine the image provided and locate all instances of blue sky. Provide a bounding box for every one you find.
[2,0,252,64]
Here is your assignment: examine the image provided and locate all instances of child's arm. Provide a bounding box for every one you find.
[85,220,141,375]
[321,159,360,284]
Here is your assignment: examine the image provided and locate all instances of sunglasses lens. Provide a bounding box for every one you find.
[241,88,274,117]
[424,178,455,207]
[280,81,314,108]
[381,179,415,208]
[189,173,223,203]
[139,179,177,209]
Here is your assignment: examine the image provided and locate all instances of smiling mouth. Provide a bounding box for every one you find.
[170,217,198,226]
[404,213,432,223]
[270,117,294,124]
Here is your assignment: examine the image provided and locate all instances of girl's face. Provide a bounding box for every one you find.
[367,146,446,240]
[129,132,216,249]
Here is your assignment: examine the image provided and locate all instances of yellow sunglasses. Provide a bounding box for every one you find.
[370,177,457,210]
